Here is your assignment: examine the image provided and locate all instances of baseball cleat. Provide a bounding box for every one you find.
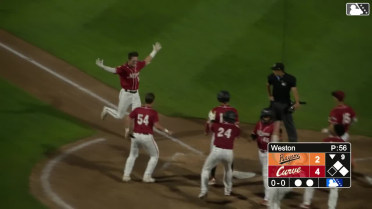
[122,175,131,182]
[100,108,107,120]
[208,178,216,185]
[299,203,310,209]
[198,192,207,199]
[143,176,155,183]
[260,199,269,206]
[224,189,231,196]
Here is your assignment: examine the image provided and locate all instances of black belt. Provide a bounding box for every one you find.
[215,145,232,150]
[124,89,137,93]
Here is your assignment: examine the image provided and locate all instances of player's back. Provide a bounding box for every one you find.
[130,106,158,134]
[211,122,240,150]
[212,105,239,124]
[329,105,356,132]
[253,120,275,151]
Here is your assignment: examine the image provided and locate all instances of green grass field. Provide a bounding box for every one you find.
[1,0,371,136]
[0,79,94,208]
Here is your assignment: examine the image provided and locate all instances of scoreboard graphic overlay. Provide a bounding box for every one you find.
[268,143,351,188]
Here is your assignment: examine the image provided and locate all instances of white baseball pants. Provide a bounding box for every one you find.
[200,146,233,194]
[268,188,291,209]
[123,133,159,178]
[259,150,270,201]
[103,89,141,119]
[302,187,338,209]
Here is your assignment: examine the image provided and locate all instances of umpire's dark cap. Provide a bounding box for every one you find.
[271,62,285,71]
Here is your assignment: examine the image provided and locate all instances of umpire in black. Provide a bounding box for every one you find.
[267,62,300,142]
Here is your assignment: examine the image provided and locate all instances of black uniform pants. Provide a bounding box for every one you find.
[271,101,298,142]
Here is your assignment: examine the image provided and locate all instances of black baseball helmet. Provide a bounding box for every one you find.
[260,108,274,122]
[217,90,230,103]
[223,111,237,123]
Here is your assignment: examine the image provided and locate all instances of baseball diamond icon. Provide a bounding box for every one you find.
[327,161,349,176]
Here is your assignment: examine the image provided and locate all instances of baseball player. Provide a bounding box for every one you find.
[300,124,346,209]
[322,91,357,141]
[205,90,239,185]
[96,42,162,125]
[199,111,240,199]
[122,93,172,183]
[251,108,277,206]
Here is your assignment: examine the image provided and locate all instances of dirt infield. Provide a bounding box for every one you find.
[1,30,371,209]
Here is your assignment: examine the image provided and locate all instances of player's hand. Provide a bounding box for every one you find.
[96,58,104,67]
[293,102,301,110]
[153,42,162,52]
[321,128,329,134]
[164,129,173,135]
[269,96,274,101]
[208,111,216,121]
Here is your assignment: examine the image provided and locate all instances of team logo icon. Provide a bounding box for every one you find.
[346,3,370,16]
[326,178,343,187]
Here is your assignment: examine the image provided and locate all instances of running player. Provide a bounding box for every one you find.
[205,90,238,185]
[251,108,276,206]
[96,42,162,122]
[122,93,172,183]
[199,111,240,199]
[322,91,357,141]
[300,124,346,209]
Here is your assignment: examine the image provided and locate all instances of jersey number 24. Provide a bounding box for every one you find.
[217,127,232,139]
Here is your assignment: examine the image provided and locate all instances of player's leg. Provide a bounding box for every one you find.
[282,108,298,142]
[131,91,141,110]
[142,134,159,182]
[123,137,140,181]
[300,188,315,208]
[328,188,338,209]
[221,149,233,195]
[200,148,219,198]
[104,90,132,119]
[209,135,217,185]
[258,150,269,205]
[268,188,280,209]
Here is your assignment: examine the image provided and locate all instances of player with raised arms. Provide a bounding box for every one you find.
[96,43,162,136]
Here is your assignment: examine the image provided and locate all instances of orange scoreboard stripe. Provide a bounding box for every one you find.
[268,153,310,166]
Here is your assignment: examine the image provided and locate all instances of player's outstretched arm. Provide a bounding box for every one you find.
[96,58,116,73]
[144,42,162,65]
[154,122,172,135]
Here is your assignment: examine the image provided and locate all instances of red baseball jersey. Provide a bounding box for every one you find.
[116,61,146,90]
[212,105,239,123]
[252,121,275,151]
[211,122,240,150]
[205,105,239,133]
[323,136,345,143]
[129,106,159,134]
[329,105,356,132]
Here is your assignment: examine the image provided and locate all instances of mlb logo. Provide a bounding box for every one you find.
[326,178,343,187]
[346,3,370,16]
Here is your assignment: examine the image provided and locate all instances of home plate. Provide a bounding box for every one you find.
[232,171,256,179]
